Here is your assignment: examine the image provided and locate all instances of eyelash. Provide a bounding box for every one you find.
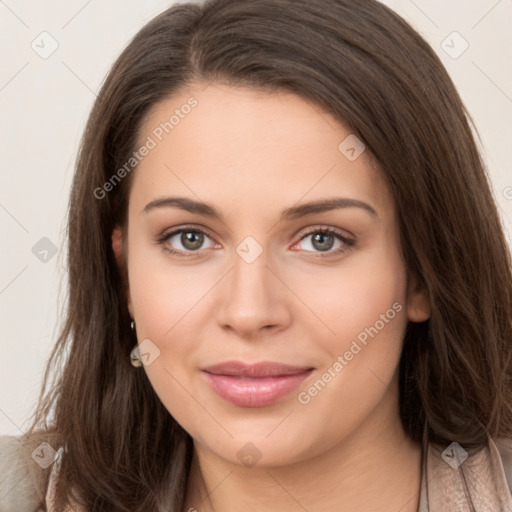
[156,225,355,259]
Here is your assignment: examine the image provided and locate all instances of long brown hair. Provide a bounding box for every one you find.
[21,0,512,510]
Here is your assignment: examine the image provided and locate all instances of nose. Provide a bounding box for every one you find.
[216,246,292,339]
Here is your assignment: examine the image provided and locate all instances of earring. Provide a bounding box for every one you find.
[130,345,142,367]
[129,320,142,367]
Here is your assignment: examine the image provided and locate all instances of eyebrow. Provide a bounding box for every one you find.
[142,196,378,220]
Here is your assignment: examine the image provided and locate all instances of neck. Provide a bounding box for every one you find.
[183,407,422,512]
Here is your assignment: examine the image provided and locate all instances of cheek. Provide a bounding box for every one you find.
[126,250,206,435]
[282,238,408,354]
[291,251,409,440]
[126,243,217,426]
[127,237,211,341]
[295,299,407,442]
[288,239,408,410]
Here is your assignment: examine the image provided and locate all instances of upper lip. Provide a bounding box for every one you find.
[202,360,314,378]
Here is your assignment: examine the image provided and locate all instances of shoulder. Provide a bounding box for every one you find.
[0,435,46,512]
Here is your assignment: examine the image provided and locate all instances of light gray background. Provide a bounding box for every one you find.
[1,0,511,436]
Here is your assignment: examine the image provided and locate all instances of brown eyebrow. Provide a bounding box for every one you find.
[142,196,378,220]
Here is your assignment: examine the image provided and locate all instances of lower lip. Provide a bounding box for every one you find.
[202,370,313,407]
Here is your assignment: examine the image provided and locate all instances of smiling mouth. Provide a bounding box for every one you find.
[201,360,315,407]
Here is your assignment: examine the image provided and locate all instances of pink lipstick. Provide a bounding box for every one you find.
[202,361,314,407]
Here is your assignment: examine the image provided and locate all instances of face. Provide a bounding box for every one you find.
[112,82,429,468]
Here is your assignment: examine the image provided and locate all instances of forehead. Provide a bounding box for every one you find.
[129,82,392,220]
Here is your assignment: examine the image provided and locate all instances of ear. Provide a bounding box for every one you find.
[406,273,430,323]
[112,226,134,319]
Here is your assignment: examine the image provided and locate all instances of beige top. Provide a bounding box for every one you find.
[42,436,512,512]
[417,436,512,511]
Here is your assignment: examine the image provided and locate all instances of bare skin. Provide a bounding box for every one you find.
[112,81,430,512]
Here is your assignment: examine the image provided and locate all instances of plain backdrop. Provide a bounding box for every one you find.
[1,0,511,436]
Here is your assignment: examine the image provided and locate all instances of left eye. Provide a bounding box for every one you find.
[292,228,353,255]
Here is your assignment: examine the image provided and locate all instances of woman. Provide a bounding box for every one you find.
[1,0,511,510]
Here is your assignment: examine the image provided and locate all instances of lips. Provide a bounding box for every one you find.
[202,360,314,407]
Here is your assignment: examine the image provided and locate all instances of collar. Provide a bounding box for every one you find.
[418,435,512,511]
